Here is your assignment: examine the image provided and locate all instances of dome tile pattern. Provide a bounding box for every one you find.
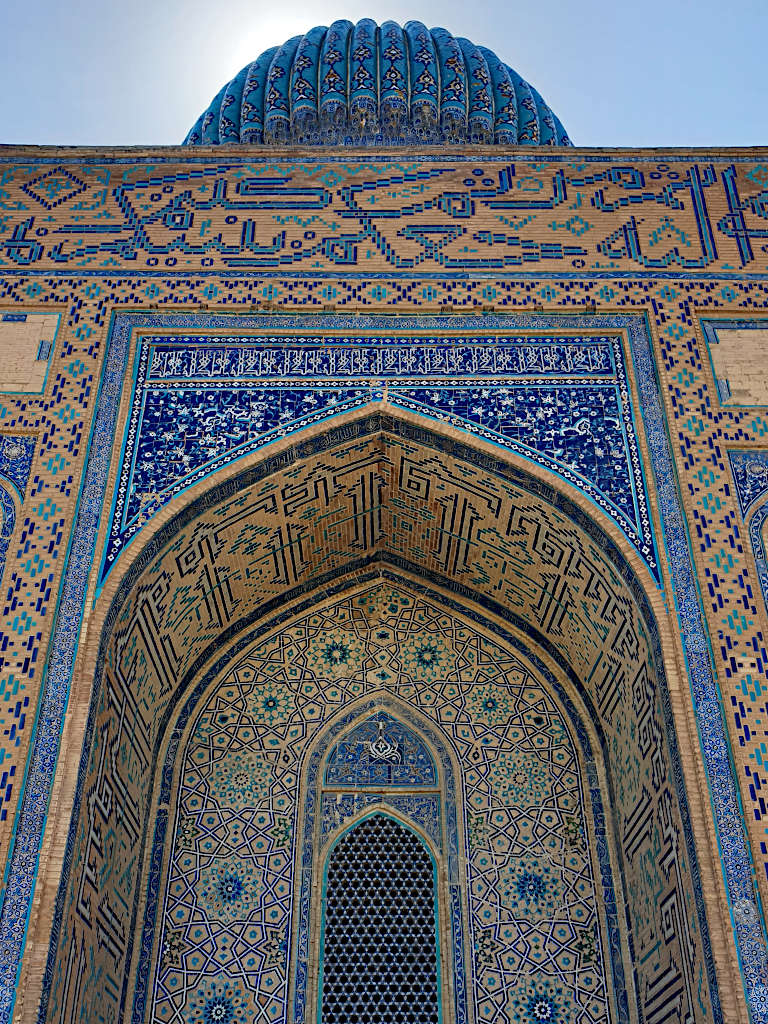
[184,19,570,146]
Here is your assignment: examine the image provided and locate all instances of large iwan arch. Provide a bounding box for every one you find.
[34,416,722,1024]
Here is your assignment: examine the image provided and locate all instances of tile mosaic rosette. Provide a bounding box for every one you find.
[497,854,565,919]
[246,681,296,728]
[208,751,273,811]
[487,750,552,808]
[197,858,264,924]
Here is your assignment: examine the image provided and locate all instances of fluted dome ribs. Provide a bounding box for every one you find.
[184,20,571,146]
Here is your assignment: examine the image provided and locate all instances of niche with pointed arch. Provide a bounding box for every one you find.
[306,712,451,1024]
[127,587,628,1024]
[39,421,721,1024]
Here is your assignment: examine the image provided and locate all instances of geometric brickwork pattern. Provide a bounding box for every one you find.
[142,587,615,1024]
[1,151,768,1022]
[0,434,36,610]
[0,432,36,819]
[42,438,716,1024]
[3,158,765,274]
[99,325,658,584]
[10,305,743,1024]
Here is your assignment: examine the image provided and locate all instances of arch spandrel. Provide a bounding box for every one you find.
[38,422,722,1024]
[324,713,438,788]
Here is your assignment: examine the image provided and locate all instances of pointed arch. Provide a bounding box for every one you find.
[318,811,442,1024]
[35,409,725,1024]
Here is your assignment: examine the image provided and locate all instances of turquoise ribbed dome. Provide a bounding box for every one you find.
[184,19,570,147]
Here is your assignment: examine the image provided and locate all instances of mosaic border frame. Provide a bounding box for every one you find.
[749,506,768,620]
[0,310,755,1022]
[727,447,768,623]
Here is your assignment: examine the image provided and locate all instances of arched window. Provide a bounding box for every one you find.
[294,708,463,1024]
[320,813,440,1024]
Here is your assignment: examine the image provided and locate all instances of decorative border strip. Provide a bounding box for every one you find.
[0,152,765,166]
[749,505,768,617]
[729,446,768,623]
[6,269,768,280]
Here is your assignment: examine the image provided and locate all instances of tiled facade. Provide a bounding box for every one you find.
[0,148,767,1023]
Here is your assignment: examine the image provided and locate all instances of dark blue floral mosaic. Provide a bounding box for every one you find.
[0,436,35,503]
[100,328,659,585]
[729,448,768,629]
[729,450,768,517]
[324,714,437,787]
[0,435,36,639]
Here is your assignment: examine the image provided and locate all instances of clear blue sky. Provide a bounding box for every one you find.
[2,0,766,147]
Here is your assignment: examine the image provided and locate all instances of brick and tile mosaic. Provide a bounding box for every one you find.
[0,150,767,1021]
[141,586,617,1024]
[41,433,716,1024]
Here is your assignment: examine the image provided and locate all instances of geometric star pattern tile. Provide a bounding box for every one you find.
[146,586,616,1024]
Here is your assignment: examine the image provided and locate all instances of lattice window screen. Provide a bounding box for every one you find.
[321,814,440,1024]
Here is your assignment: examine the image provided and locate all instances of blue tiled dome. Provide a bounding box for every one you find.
[184,19,571,147]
